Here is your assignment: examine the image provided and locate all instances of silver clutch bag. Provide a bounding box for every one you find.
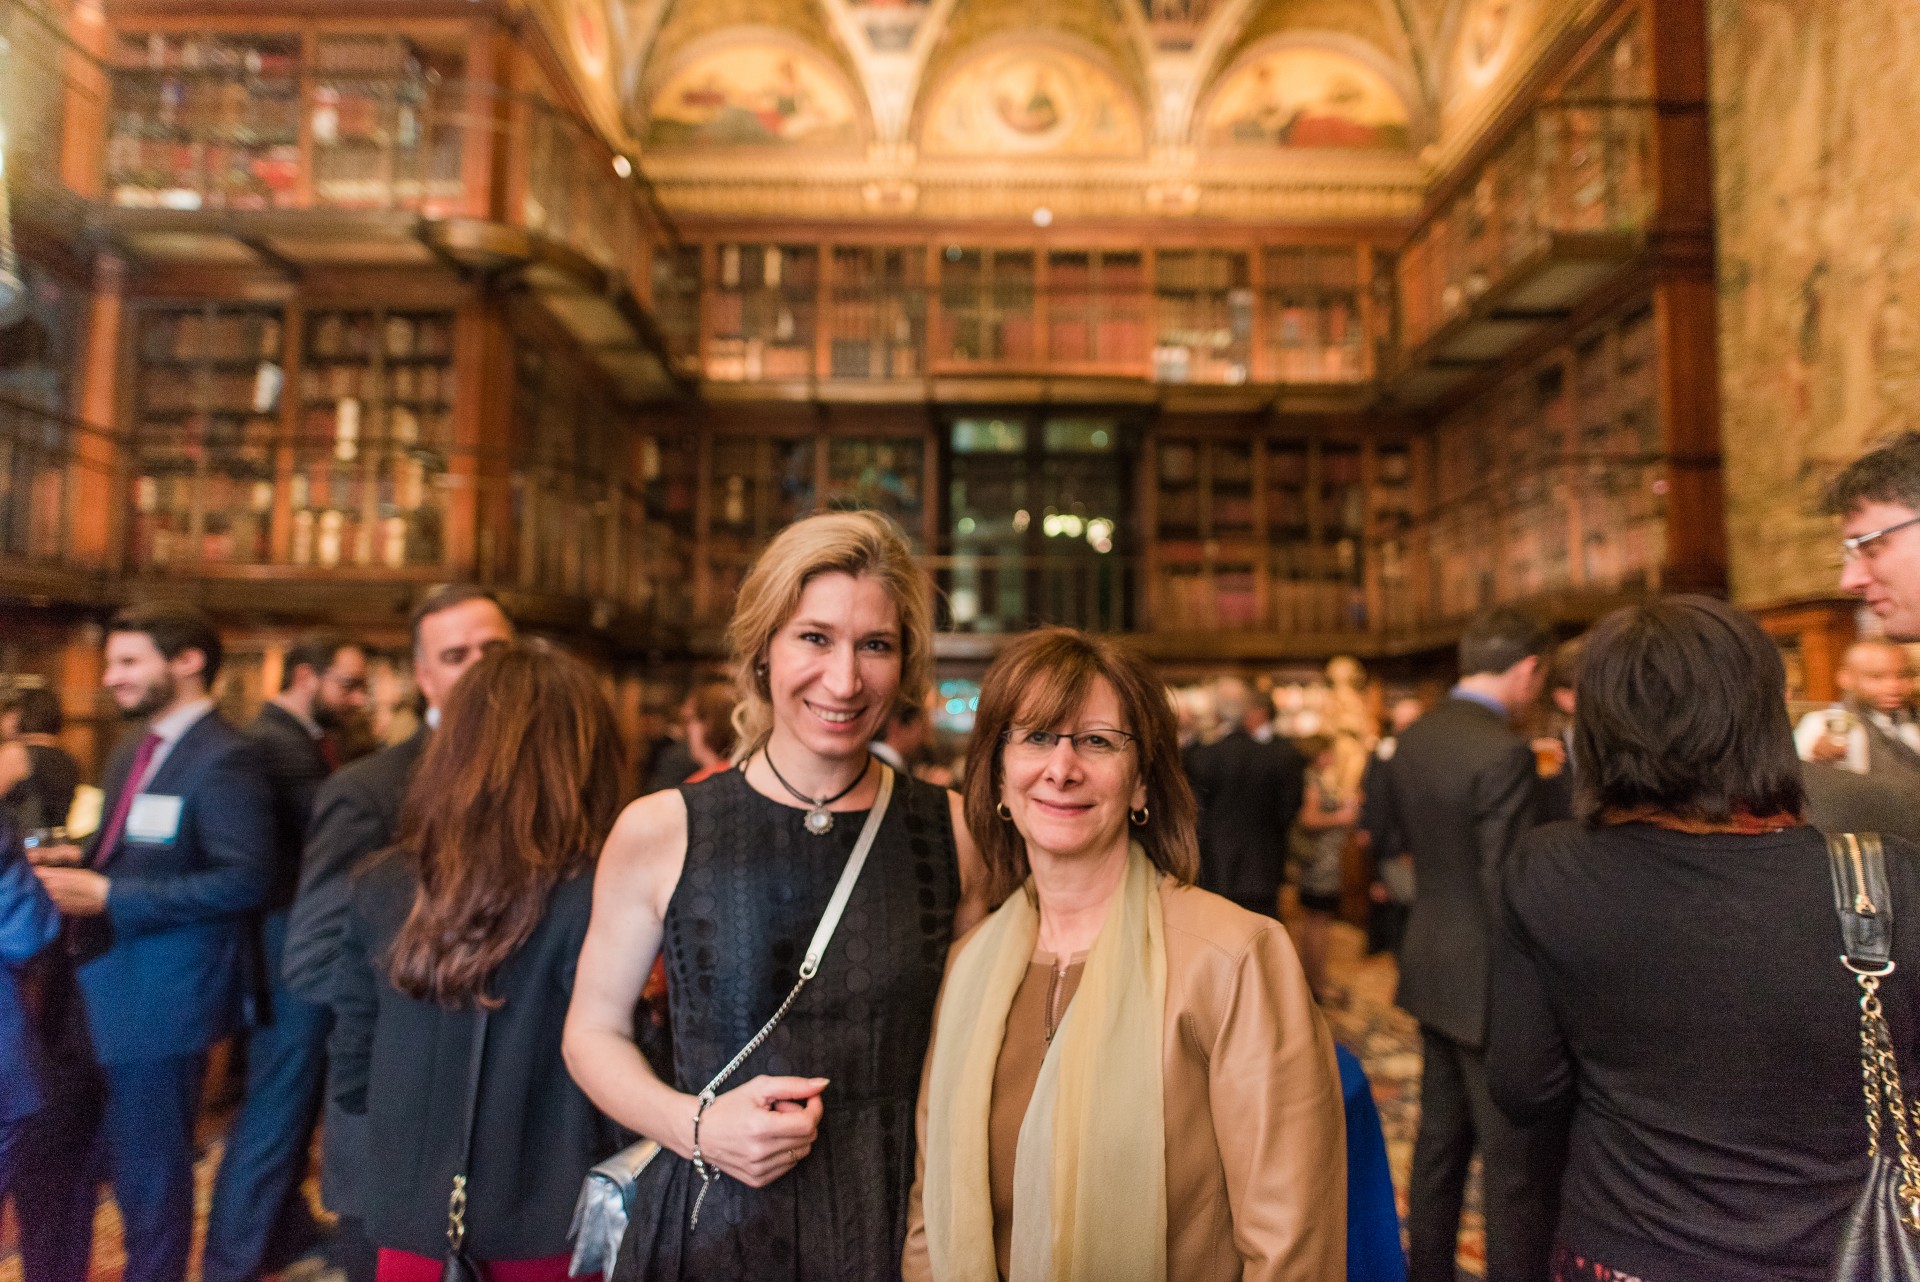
[567,1138,661,1277]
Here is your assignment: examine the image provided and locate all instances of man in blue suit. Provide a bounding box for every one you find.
[0,818,60,1190]
[30,602,273,1282]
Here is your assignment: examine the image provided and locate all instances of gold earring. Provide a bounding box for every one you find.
[996,802,1013,821]
[1130,806,1149,826]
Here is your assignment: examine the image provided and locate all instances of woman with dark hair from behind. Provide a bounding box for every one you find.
[1488,595,1920,1281]
[0,689,79,833]
[330,645,626,1282]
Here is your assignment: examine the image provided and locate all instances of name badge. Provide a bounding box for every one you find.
[125,794,184,844]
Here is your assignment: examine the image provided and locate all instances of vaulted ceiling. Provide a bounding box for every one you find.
[549,0,1580,222]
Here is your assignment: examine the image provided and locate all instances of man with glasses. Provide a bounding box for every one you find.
[206,633,370,1282]
[1832,432,1920,641]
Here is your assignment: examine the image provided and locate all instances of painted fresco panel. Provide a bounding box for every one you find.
[920,44,1144,157]
[1203,47,1410,151]
[647,45,863,149]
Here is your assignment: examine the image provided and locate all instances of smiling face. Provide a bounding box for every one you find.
[1842,501,1920,641]
[999,676,1147,865]
[763,572,903,764]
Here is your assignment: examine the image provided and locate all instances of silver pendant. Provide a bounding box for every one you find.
[805,805,835,835]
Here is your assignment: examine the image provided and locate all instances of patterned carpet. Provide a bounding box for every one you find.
[0,919,1483,1281]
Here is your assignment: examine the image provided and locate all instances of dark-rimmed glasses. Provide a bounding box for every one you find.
[1001,727,1137,759]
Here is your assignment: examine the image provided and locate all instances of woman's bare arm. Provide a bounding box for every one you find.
[562,789,829,1187]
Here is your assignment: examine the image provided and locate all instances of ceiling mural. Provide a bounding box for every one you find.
[645,41,866,149]
[1202,44,1411,150]
[918,42,1146,156]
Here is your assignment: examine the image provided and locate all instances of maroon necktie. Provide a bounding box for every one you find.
[94,732,162,868]
[319,734,341,772]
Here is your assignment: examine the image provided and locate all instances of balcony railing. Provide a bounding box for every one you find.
[1395,101,1656,355]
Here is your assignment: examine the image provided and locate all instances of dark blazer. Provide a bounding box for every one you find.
[1380,694,1537,1048]
[0,820,60,1125]
[1183,730,1307,903]
[283,728,426,1004]
[330,854,617,1260]
[1801,761,1920,847]
[246,703,332,914]
[78,712,275,1064]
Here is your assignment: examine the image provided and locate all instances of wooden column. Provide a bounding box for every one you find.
[59,0,108,199]
[71,252,124,569]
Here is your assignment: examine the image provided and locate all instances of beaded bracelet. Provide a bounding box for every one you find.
[689,1088,718,1229]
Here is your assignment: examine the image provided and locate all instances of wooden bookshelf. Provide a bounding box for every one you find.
[1153,250,1251,385]
[291,308,454,570]
[827,247,926,380]
[130,303,285,566]
[705,244,820,382]
[1263,247,1366,384]
[936,248,1037,367]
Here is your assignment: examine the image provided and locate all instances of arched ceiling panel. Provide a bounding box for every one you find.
[918,37,1148,158]
[918,0,1152,117]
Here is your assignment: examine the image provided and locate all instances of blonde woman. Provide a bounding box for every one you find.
[903,628,1345,1282]
[564,511,989,1281]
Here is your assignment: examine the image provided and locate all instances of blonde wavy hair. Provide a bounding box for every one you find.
[726,510,935,762]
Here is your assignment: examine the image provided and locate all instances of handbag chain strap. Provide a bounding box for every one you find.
[447,1004,492,1254]
[687,762,896,1231]
[1829,832,1920,1232]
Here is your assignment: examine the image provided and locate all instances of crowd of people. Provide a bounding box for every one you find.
[9,432,1920,1282]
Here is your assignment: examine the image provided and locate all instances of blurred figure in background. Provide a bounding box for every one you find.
[1359,697,1423,957]
[1,687,80,836]
[1533,636,1586,827]
[683,678,738,784]
[871,697,931,774]
[205,633,369,1282]
[0,819,60,1191]
[1792,640,1920,792]
[1291,733,1359,1004]
[1184,676,1305,920]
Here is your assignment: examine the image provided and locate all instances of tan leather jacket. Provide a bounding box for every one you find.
[903,879,1348,1281]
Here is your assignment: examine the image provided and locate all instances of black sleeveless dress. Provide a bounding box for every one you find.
[614,765,960,1282]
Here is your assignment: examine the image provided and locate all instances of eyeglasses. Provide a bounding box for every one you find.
[1001,727,1137,759]
[1843,514,1920,563]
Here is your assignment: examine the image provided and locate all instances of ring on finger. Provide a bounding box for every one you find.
[789,1148,802,1163]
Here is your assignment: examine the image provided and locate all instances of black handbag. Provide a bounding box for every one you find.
[1827,833,1920,1281]
[442,1006,491,1282]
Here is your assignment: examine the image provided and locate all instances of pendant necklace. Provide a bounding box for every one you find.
[764,750,870,836]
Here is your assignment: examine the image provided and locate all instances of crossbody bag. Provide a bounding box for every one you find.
[1828,831,1920,1281]
[567,763,896,1277]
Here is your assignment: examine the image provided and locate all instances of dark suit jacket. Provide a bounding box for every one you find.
[1801,761,1920,847]
[283,728,426,1005]
[283,726,426,1219]
[246,703,332,915]
[1183,730,1307,903]
[78,711,274,1064]
[0,820,60,1125]
[1380,694,1538,1049]
[330,854,616,1259]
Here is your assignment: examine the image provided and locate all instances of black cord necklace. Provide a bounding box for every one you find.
[763,749,870,835]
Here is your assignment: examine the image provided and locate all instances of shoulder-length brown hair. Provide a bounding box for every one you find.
[385,644,627,1007]
[964,627,1198,904]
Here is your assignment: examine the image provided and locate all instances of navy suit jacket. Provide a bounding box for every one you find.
[78,712,274,1064]
[0,820,60,1124]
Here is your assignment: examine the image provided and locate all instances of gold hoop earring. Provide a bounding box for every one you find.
[1130,806,1150,827]
[996,802,1013,821]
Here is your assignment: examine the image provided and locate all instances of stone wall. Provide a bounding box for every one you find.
[1710,0,1920,607]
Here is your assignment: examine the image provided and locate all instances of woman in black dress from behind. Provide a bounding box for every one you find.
[1489,595,1920,1282]
[564,511,989,1281]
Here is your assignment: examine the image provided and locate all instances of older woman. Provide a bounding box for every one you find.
[565,510,989,1281]
[1489,595,1920,1281]
[904,627,1346,1282]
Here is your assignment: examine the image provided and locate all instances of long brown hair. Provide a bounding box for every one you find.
[964,627,1199,904]
[385,644,626,1006]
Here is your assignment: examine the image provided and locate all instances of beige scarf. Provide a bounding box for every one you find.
[923,842,1168,1282]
